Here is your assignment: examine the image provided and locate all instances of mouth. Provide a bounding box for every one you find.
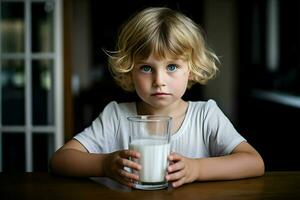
[151,92,171,96]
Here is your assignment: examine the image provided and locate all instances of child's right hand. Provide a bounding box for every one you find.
[103,150,141,187]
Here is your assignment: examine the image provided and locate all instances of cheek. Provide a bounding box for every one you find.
[175,71,190,84]
[173,79,188,90]
[132,74,148,92]
[170,73,189,92]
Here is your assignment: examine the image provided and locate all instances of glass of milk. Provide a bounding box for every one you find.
[128,115,172,190]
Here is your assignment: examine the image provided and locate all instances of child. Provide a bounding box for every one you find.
[50,7,264,188]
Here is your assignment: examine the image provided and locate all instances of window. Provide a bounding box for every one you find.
[240,0,300,96]
[0,0,63,172]
[238,0,300,170]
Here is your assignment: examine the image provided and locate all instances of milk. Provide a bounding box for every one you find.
[129,139,170,183]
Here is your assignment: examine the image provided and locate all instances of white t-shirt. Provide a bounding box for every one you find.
[74,100,246,158]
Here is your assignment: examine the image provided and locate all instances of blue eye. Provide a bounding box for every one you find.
[167,64,178,72]
[140,65,152,73]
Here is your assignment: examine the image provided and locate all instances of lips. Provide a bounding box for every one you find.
[151,92,171,96]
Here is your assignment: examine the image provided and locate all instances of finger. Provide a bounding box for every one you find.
[115,175,134,188]
[168,153,182,162]
[166,169,185,182]
[118,168,139,181]
[120,150,140,159]
[117,158,141,171]
[171,178,185,188]
[167,160,185,173]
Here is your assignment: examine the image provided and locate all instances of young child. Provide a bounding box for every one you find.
[50,7,264,188]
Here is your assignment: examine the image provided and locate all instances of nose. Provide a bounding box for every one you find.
[153,70,166,87]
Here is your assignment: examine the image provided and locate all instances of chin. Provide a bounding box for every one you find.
[149,100,174,108]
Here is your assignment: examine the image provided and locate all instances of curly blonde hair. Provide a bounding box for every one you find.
[106,7,219,91]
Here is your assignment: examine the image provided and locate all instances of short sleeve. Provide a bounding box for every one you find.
[203,100,246,156]
[73,101,120,153]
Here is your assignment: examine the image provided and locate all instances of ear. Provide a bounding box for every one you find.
[188,72,194,81]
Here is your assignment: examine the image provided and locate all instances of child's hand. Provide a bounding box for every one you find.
[104,150,141,187]
[166,152,198,188]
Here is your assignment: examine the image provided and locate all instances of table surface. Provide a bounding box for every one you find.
[0,171,299,199]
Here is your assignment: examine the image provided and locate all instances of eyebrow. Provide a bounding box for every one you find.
[136,59,183,65]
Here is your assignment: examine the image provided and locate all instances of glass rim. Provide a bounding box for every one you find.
[127,115,172,122]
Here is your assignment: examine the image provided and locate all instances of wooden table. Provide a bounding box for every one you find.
[0,171,299,199]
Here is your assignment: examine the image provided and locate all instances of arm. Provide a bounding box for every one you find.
[50,139,141,186]
[166,142,265,187]
[49,139,105,177]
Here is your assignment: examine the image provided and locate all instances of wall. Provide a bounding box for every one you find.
[203,0,238,122]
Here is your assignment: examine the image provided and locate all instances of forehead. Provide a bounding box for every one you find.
[135,49,187,63]
[135,53,189,69]
[143,53,182,62]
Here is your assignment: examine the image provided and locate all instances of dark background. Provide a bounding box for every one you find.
[72,0,300,171]
[3,0,299,172]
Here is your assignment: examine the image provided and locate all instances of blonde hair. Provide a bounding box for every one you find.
[106,7,219,91]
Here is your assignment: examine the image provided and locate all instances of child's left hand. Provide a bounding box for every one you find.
[166,152,198,188]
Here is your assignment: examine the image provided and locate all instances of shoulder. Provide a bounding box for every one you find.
[187,99,222,121]
[101,101,136,119]
[90,101,135,133]
[189,99,218,113]
[103,101,134,111]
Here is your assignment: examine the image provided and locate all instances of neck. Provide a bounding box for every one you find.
[136,100,188,119]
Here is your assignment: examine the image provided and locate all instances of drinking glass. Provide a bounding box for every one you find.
[128,115,172,190]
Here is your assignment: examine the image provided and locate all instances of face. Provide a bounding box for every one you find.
[131,54,190,110]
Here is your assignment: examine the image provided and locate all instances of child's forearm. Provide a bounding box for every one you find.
[195,152,265,181]
[50,149,108,177]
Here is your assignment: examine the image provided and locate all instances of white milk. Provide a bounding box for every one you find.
[129,139,170,183]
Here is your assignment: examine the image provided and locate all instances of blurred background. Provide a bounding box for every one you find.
[0,0,299,172]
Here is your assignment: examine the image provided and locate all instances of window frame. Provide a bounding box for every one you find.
[0,0,63,172]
